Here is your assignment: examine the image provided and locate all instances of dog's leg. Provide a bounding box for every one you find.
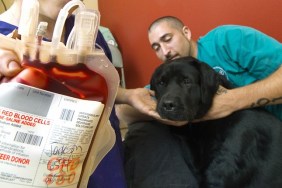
[202,151,256,188]
[202,122,268,188]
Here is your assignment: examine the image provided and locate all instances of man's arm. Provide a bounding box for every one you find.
[202,65,282,120]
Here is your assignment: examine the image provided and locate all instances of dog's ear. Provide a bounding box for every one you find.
[150,68,158,92]
[150,65,162,98]
[150,63,169,99]
[195,61,220,109]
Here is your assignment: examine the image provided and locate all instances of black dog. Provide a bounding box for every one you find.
[150,56,282,188]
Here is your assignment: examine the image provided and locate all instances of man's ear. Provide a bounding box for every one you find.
[182,26,191,40]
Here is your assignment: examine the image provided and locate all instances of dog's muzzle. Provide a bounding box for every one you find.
[157,95,195,121]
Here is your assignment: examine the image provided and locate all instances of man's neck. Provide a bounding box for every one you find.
[190,40,198,58]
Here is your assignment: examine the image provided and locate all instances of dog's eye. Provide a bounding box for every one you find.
[158,80,166,86]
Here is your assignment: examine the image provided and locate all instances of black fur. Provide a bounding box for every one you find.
[150,56,282,188]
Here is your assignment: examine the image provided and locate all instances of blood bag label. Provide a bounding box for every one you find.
[0,83,104,188]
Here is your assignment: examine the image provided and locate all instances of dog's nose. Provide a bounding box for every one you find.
[162,100,176,111]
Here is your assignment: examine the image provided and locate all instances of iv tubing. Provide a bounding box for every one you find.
[51,0,85,56]
[18,0,39,44]
[66,9,100,54]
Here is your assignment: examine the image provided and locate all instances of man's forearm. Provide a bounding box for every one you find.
[115,87,129,104]
[203,66,282,121]
[234,65,282,110]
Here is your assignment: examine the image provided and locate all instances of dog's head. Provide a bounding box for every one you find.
[150,56,230,121]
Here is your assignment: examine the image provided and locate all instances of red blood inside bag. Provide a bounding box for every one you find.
[15,55,108,103]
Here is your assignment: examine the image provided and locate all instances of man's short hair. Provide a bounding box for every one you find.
[148,16,184,32]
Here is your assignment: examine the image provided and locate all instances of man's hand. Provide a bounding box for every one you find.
[117,87,157,115]
[116,87,188,126]
[0,48,48,88]
[0,49,21,81]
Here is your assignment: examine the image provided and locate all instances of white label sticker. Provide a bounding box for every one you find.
[0,83,104,188]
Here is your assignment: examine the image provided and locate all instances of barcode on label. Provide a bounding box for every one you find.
[14,131,43,146]
[60,109,75,121]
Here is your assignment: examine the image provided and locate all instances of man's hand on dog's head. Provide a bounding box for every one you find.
[126,88,189,126]
[126,88,157,114]
[128,89,187,127]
